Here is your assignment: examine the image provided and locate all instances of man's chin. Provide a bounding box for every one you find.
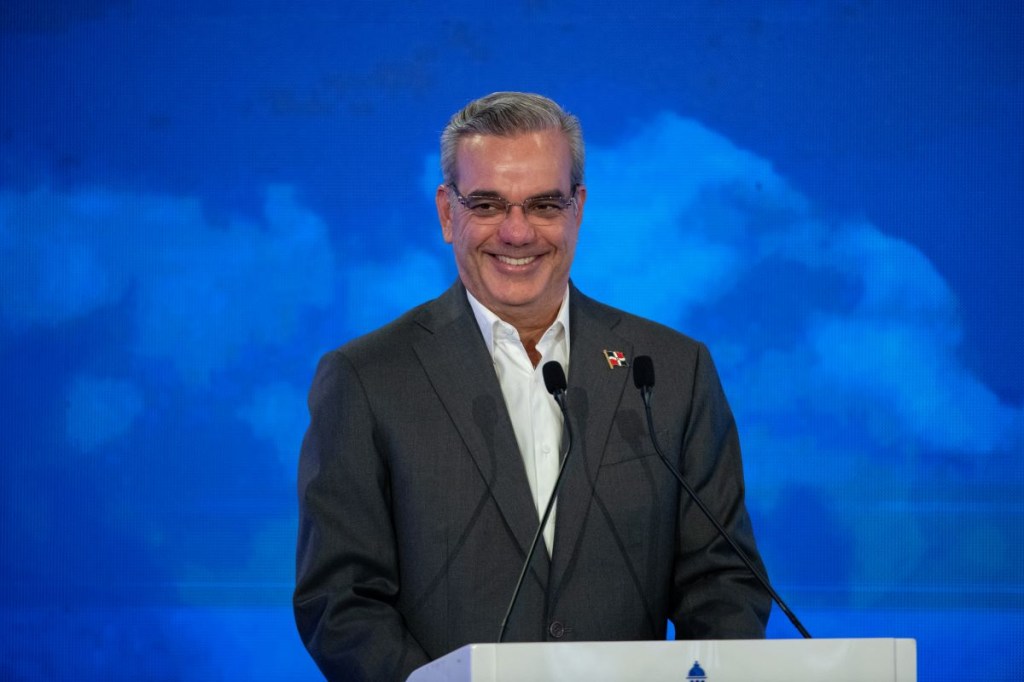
[490,283,548,307]
[485,289,568,323]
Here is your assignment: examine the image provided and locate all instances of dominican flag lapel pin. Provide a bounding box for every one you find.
[604,349,628,369]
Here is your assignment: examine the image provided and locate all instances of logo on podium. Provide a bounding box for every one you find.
[686,660,707,681]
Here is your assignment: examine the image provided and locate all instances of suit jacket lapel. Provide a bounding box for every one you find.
[550,286,632,592]
[411,282,549,578]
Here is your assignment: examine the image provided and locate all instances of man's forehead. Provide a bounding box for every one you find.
[455,130,571,182]
[458,129,569,154]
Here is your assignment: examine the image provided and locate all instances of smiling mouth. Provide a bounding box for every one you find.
[494,254,537,266]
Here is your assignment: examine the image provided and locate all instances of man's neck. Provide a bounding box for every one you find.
[496,310,555,367]
[465,286,571,368]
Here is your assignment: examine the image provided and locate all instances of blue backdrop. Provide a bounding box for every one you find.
[1,2,1022,680]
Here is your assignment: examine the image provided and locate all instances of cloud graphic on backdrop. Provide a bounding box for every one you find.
[237,381,310,471]
[0,184,335,385]
[567,113,1023,476]
[65,374,144,453]
[341,248,451,334]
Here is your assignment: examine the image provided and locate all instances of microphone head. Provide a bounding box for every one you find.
[633,355,655,390]
[542,361,567,395]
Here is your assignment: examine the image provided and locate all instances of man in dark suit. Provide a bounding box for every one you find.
[294,92,771,681]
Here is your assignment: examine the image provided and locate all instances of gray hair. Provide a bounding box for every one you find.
[440,92,585,188]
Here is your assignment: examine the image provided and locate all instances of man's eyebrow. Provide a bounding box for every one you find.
[527,189,569,200]
[465,188,568,199]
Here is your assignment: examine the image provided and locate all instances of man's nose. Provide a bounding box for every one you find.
[497,205,535,245]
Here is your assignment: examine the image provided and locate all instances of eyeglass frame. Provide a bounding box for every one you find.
[446,182,580,224]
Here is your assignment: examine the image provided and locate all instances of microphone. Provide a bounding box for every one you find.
[498,361,575,643]
[543,360,568,399]
[632,355,812,639]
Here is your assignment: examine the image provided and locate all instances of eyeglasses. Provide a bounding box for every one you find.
[448,183,578,225]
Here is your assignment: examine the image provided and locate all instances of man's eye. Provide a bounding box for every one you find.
[528,200,564,215]
[468,199,504,214]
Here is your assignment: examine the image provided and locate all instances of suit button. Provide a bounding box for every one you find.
[548,621,566,639]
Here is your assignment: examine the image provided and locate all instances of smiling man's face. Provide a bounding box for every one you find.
[436,128,586,331]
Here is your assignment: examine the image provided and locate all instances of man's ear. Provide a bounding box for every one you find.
[436,184,454,243]
[573,184,587,228]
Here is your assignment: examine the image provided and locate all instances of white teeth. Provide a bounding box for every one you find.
[496,255,536,266]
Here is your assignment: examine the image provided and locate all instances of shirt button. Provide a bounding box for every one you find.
[548,620,566,639]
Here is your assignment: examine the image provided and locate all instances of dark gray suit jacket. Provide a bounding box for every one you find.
[294,282,771,681]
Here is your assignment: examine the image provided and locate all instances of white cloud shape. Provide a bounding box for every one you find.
[571,113,1021,463]
[341,248,451,336]
[1,185,336,384]
[236,381,309,471]
[66,374,144,452]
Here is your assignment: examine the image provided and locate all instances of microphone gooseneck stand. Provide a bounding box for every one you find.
[497,361,576,643]
[632,355,812,639]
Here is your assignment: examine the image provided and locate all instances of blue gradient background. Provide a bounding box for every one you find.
[2,2,1022,680]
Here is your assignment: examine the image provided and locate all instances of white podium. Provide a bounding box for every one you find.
[407,638,916,682]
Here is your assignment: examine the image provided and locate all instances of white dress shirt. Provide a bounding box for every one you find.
[466,288,570,555]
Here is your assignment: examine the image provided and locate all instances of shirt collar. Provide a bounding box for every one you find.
[466,286,571,358]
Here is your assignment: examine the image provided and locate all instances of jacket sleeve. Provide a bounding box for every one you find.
[670,343,773,638]
[294,350,430,681]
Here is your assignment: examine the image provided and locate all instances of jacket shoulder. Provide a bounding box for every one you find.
[322,282,470,371]
[575,291,705,358]
[335,300,433,364]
